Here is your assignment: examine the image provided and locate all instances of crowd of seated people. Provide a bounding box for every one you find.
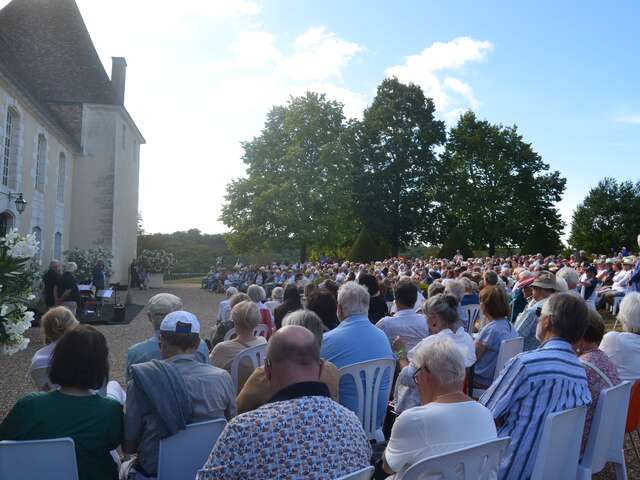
[3,247,640,479]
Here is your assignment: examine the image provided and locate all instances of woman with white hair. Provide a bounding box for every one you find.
[381,337,497,479]
[265,286,284,315]
[58,262,80,315]
[210,300,267,391]
[600,292,640,381]
[247,284,275,336]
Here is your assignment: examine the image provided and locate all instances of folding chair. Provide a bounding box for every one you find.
[0,437,79,480]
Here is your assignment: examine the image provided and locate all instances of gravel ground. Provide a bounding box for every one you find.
[0,288,638,478]
[0,285,224,419]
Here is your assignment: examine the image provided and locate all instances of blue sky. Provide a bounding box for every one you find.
[5,0,637,239]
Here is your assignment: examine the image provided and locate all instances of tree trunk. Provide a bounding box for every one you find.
[391,233,400,257]
[299,243,307,264]
[489,241,496,257]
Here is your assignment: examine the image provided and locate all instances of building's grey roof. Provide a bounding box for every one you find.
[0,0,124,147]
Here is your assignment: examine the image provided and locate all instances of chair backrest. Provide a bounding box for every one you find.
[461,304,480,334]
[334,465,374,480]
[493,337,524,382]
[230,343,267,393]
[0,437,79,480]
[581,381,632,474]
[224,325,268,341]
[29,366,52,390]
[625,379,640,433]
[253,323,269,337]
[158,418,226,480]
[338,358,396,440]
[401,437,510,480]
[530,406,587,480]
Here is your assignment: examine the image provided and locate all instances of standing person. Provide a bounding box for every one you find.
[197,326,371,480]
[92,259,107,291]
[42,260,62,309]
[0,326,123,480]
[58,262,81,315]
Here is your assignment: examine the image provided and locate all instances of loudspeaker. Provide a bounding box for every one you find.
[112,304,126,323]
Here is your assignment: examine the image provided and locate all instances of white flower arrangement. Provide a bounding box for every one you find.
[137,249,176,274]
[0,229,40,355]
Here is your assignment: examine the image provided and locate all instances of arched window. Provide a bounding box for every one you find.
[32,226,42,262]
[53,232,62,260]
[2,107,19,188]
[35,134,46,192]
[57,152,66,202]
[0,211,14,237]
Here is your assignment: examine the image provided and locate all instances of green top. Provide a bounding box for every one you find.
[0,391,123,480]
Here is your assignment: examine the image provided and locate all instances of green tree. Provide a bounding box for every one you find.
[438,227,474,259]
[351,78,446,256]
[435,111,565,255]
[221,92,356,262]
[569,178,640,253]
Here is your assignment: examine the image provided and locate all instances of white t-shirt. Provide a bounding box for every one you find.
[599,331,640,381]
[385,401,497,479]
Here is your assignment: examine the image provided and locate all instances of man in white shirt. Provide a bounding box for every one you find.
[217,287,238,323]
[376,281,428,351]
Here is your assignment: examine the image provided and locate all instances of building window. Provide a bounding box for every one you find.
[32,226,42,262]
[57,152,66,202]
[54,232,62,260]
[35,134,46,192]
[2,107,19,187]
[0,211,14,237]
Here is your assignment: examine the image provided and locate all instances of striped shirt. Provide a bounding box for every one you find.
[479,338,591,480]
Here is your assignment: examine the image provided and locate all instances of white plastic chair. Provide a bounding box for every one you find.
[338,357,396,442]
[230,343,267,393]
[610,295,623,315]
[461,304,480,334]
[0,437,79,480]
[530,406,587,480]
[473,337,523,399]
[334,465,374,480]
[578,381,632,480]
[401,437,510,480]
[223,324,269,341]
[158,418,226,480]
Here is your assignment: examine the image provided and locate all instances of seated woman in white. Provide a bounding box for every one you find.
[600,292,640,381]
[393,293,476,413]
[30,306,79,390]
[382,337,497,479]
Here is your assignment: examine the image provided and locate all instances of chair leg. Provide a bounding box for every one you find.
[613,449,628,480]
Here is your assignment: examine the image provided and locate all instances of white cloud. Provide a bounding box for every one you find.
[614,114,640,124]
[385,36,492,118]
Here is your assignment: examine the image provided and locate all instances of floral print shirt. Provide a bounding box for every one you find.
[196,382,372,480]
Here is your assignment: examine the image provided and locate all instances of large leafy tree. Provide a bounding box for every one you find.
[569,178,640,253]
[351,78,446,256]
[220,92,355,262]
[435,111,565,255]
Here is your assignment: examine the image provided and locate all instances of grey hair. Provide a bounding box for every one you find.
[459,276,474,293]
[423,293,460,326]
[618,292,640,334]
[337,281,370,317]
[556,267,580,290]
[231,300,261,331]
[282,309,324,349]
[64,262,77,273]
[444,280,465,301]
[414,337,466,387]
[225,287,238,298]
[428,281,445,298]
[247,284,266,303]
[271,286,284,300]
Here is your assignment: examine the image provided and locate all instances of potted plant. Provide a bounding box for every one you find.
[0,229,40,355]
[137,249,176,288]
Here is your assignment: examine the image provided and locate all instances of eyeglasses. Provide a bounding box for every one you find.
[412,367,423,384]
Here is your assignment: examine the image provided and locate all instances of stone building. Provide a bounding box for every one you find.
[0,0,144,284]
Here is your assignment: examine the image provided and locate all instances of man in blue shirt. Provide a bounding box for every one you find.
[125,293,210,381]
[321,281,394,432]
[480,292,592,480]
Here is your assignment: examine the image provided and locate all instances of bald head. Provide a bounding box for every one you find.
[268,325,320,367]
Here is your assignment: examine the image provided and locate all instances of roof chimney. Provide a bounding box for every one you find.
[111,57,127,105]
